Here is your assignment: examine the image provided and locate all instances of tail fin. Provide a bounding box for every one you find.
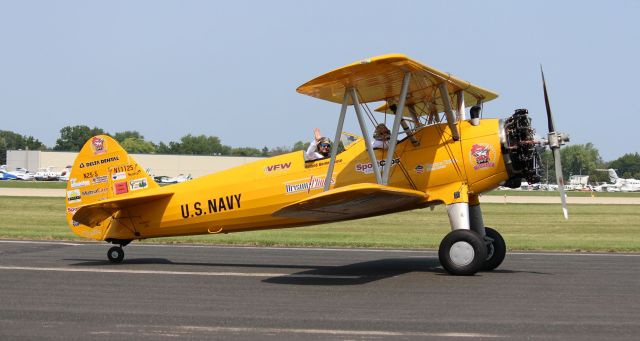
[608,169,619,183]
[65,135,158,240]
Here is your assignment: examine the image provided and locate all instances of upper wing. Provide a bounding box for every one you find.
[272,183,428,222]
[73,191,173,227]
[296,53,498,113]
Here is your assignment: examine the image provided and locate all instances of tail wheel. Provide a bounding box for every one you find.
[107,246,124,263]
[438,229,487,276]
[482,227,506,271]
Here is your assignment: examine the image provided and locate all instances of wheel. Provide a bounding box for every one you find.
[107,246,124,263]
[482,227,506,271]
[438,229,487,276]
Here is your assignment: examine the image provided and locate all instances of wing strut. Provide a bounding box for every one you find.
[456,90,466,121]
[382,72,411,185]
[438,83,461,141]
[324,91,350,191]
[350,88,383,184]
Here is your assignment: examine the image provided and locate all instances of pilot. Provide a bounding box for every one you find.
[372,123,391,149]
[304,128,332,161]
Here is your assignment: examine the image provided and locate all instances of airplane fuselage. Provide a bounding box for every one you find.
[76,119,510,242]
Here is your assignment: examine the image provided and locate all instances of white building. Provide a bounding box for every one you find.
[7,150,264,178]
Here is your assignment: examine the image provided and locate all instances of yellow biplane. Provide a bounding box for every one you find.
[65,54,568,275]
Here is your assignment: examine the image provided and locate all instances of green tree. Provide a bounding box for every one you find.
[113,130,144,143]
[0,130,45,164]
[292,140,308,151]
[609,153,640,179]
[539,143,606,184]
[168,134,230,155]
[120,137,156,154]
[54,125,106,151]
[230,147,262,156]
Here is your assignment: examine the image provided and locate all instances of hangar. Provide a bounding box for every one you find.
[6,150,264,178]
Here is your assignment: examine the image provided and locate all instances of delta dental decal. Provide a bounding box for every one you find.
[470,144,495,170]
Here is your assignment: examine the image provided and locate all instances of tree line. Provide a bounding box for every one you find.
[0,126,309,162]
[2,126,640,182]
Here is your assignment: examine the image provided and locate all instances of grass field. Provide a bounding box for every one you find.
[0,181,66,189]
[1,196,638,252]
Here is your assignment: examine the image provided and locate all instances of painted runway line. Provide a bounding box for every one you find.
[0,265,363,279]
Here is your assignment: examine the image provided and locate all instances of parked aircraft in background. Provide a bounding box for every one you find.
[0,169,18,180]
[154,174,192,184]
[596,169,640,192]
[0,166,34,180]
[34,167,64,181]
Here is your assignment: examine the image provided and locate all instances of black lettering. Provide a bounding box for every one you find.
[208,199,217,213]
[180,204,189,219]
[235,194,241,208]
[225,196,234,210]
[218,197,226,211]
[194,202,202,216]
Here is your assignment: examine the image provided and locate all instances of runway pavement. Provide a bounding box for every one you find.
[0,240,638,340]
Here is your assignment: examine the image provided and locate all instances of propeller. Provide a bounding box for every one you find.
[541,66,570,219]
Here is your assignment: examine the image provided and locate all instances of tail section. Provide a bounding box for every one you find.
[608,169,619,184]
[65,135,159,240]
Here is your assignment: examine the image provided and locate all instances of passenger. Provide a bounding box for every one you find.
[304,128,332,161]
[372,123,391,149]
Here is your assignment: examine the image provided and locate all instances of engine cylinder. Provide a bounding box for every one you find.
[501,109,542,188]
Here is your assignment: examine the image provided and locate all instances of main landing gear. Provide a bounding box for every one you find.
[106,239,132,263]
[438,202,507,276]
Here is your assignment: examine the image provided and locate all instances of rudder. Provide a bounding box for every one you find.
[65,135,158,240]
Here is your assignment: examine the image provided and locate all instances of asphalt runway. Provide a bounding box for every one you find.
[1,241,639,340]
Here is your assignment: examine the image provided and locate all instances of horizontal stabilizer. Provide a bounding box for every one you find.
[73,192,173,227]
[273,183,428,222]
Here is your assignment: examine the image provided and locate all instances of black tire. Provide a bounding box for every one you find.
[438,229,487,276]
[482,227,506,271]
[107,246,124,263]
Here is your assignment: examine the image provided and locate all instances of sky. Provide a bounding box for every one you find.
[1,0,638,161]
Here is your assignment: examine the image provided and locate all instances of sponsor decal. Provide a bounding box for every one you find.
[129,178,148,191]
[112,172,126,181]
[355,158,401,174]
[91,136,107,155]
[470,144,496,170]
[79,156,120,169]
[284,175,335,194]
[92,175,108,184]
[304,159,343,169]
[72,220,80,227]
[264,162,292,174]
[114,181,128,195]
[67,189,81,204]
[70,179,90,188]
[180,193,242,219]
[67,207,79,214]
[81,188,108,196]
[415,159,456,173]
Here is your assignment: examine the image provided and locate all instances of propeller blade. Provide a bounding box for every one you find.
[542,65,568,219]
[553,148,568,219]
[541,65,556,133]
